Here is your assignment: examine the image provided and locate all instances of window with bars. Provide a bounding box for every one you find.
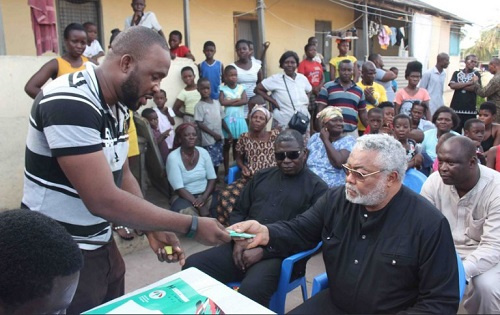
[56,0,103,53]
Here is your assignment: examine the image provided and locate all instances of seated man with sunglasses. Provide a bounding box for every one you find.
[231,134,460,314]
[183,129,328,307]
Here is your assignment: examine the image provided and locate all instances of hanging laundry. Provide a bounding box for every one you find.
[29,0,58,55]
[378,25,391,50]
[395,27,405,46]
[368,20,380,38]
[389,27,397,46]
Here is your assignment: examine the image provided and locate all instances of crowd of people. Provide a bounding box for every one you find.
[3,0,500,313]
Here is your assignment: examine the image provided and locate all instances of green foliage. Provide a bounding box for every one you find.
[463,25,500,62]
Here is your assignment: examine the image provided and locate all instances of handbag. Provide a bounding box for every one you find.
[283,75,309,134]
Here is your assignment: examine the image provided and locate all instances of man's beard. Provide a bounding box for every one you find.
[120,70,141,111]
[345,178,388,206]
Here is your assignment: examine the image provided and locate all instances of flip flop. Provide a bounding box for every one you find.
[113,225,134,241]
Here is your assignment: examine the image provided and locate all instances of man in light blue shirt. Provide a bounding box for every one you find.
[420,53,450,115]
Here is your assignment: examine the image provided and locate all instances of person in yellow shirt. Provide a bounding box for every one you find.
[329,39,359,82]
[25,23,89,98]
[357,61,388,135]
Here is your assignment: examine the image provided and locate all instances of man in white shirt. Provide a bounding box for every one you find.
[124,0,165,39]
[421,136,500,314]
[420,53,450,115]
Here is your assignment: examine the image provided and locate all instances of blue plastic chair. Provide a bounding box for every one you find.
[228,242,323,314]
[456,252,466,300]
[403,168,428,193]
[311,251,467,301]
[226,165,241,184]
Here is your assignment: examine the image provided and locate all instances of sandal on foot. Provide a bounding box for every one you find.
[113,225,134,241]
[134,229,145,236]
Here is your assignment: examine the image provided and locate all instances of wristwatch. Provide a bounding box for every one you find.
[185,215,198,238]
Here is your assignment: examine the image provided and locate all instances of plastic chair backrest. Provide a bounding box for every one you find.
[226,165,241,184]
[457,252,466,300]
[228,241,322,314]
[403,168,427,193]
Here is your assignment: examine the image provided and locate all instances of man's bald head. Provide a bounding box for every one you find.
[440,136,476,162]
[437,53,449,62]
[489,57,500,75]
[436,53,450,69]
[109,26,169,61]
[362,61,376,72]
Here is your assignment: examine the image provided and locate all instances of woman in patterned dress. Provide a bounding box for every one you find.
[216,106,278,225]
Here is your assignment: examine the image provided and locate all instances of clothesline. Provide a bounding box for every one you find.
[266,9,364,35]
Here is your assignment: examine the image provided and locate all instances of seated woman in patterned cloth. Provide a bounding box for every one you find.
[307,107,355,188]
[216,105,279,225]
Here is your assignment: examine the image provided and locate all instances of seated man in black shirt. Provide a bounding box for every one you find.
[232,134,460,314]
[183,129,328,307]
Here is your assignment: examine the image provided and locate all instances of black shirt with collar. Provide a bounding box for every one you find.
[266,185,459,314]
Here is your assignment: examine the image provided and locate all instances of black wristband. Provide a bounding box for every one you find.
[185,215,198,238]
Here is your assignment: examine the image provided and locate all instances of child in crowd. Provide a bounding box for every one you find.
[365,107,384,134]
[395,61,431,119]
[478,101,500,152]
[195,78,232,175]
[329,39,358,81]
[82,22,104,64]
[410,102,435,132]
[248,40,270,66]
[220,65,248,176]
[173,66,201,123]
[108,28,121,49]
[464,118,486,165]
[247,94,267,118]
[199,41,224,100]
[153,89,175,150]
[432,132,456,172]
[169,30,195,60]
[141,108,170,164]
[380,101,395,134]
[298,43,324,132]
[393,114,423,169]
[390,67,399,92]
[124,0,165,39]
[303,37,326,71]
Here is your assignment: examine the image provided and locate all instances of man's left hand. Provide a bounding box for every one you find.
[146,231,185,266]
[242,247,264,269]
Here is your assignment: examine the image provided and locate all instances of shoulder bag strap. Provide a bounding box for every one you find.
[282,75,296,111]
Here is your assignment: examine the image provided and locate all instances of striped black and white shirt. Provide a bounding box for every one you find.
[23,63,130,250]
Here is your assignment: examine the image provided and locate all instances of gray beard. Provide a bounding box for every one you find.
[345,179,387,206]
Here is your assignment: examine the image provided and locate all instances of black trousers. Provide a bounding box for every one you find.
[67,239,125,315]
[183,242,282,307]
[455,113,476,134]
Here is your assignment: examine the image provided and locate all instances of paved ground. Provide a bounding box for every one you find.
[115,185,326,313]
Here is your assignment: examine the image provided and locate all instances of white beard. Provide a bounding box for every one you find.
[345,178,388,206]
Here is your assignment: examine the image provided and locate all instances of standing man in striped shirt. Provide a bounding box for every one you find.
[316,60,367,137]
[22,26,230,314]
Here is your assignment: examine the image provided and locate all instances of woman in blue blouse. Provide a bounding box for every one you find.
[307,107,355,187]
[166,123,217,216]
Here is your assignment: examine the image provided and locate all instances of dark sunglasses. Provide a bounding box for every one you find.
[275,150,302,161]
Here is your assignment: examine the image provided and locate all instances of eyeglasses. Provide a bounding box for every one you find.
[342,164,384,181]
[275,150,302,161]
